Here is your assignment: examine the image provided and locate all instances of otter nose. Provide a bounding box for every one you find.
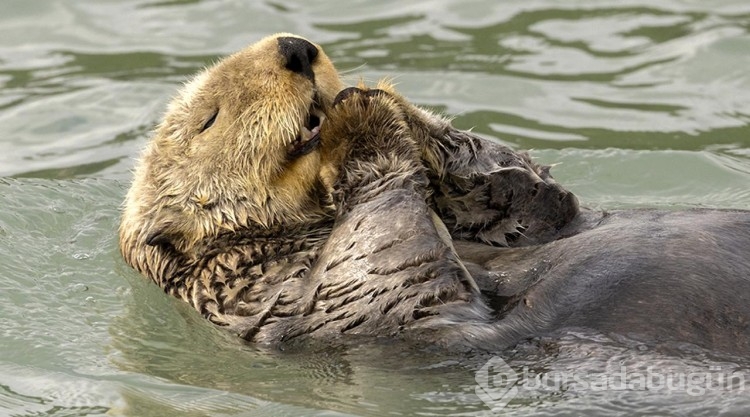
[278,37,318,81]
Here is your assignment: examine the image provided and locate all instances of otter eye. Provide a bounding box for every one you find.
[201,111,218,132]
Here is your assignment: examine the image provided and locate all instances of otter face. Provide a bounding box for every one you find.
[121,34,344,254]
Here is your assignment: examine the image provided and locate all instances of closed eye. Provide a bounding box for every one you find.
[201,110,218,132]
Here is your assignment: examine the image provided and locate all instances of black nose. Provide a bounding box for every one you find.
[278,37,318,81]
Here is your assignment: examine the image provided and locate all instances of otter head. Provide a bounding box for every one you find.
[120,34,344,260]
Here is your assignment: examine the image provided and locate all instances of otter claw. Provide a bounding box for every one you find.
[365,89,387,98]
[333,87,364,106]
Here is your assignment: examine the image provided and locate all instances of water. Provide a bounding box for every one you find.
[1,1,749,415]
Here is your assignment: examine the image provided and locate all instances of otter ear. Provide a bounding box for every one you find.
[145,228,173,247]
[144,218,183,249]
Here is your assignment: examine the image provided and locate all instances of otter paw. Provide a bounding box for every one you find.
[322,87,418,162]
[321,87,427,206]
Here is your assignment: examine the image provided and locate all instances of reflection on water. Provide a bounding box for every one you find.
[1,0,750,416]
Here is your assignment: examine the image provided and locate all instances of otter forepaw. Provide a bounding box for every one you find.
[320,86,428,208]
[322,86,418,163]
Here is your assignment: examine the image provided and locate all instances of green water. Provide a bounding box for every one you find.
[1,1,749,416]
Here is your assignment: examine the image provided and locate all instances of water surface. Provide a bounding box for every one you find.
[1,1,749,416]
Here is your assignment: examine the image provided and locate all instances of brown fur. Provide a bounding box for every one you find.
[120,34,343,255]
[119,33,578,347]
[368,81,579,246]
[120,34,750,355]
[120,33,343,310]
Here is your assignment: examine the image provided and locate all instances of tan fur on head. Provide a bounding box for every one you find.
[120,34,343,269]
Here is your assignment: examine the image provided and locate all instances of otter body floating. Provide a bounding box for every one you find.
[120,34,750,354]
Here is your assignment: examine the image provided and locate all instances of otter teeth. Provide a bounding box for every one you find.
[301,124,321,141]
[288,111,324,157]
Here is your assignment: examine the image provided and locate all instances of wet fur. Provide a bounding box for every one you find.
[120,34,750,353]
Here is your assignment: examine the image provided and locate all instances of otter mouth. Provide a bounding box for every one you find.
[288,103,324,158]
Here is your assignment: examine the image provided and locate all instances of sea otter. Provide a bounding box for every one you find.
[119,33,750,353]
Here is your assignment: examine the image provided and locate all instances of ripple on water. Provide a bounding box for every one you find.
[0,179,125,369]
[1,1,750,416]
